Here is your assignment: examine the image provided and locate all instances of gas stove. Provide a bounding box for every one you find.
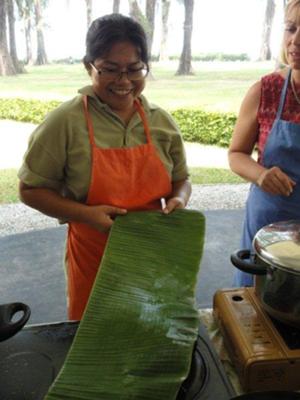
[0,320,235,400]
[213,287,300,393]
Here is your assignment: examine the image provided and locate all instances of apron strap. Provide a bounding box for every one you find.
[83,95,152,146]
[276,68,292,119]
[82,95,96,146]
[134,99,152,144]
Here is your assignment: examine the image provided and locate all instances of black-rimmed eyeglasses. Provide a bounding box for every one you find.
[89,63,149,81]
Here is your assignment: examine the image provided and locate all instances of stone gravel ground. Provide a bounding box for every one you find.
[0,183,249,237]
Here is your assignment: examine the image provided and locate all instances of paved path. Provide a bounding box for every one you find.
[0,120,36,169]
[0,119,230,169]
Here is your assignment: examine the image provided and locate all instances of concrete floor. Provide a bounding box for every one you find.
[0,208,244,325]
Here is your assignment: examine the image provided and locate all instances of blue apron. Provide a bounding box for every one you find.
[234,68,300,286]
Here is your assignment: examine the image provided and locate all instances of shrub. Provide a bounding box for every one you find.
[171,109,236,147]
[0,98,236,147]
[0,98,60,124]
[168,53,249,62]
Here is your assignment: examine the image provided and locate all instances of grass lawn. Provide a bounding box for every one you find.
[0,60,275,113]
[0,169,19,204]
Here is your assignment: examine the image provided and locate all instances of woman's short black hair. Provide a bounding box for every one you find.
[83,13,149,66]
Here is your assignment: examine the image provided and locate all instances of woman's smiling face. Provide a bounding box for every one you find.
[89,41,147,116]
[284,3,300,69]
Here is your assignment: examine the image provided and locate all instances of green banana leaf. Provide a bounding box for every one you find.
[45,209,205,400]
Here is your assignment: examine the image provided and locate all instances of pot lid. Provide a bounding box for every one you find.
[253,220,300,273]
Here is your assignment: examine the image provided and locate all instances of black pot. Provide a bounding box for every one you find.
[0,302,31,341]
[231,220,300,329]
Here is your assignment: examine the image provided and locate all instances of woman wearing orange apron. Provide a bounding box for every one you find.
[67,96,173,320]
[18,14,191,320]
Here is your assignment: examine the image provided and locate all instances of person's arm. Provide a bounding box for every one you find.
[163,179,191,214]
[228,81,295,197]
[19,182,127,232]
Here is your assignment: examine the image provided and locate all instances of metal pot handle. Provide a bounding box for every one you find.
[230,249,267,275]
[0,302,31,342]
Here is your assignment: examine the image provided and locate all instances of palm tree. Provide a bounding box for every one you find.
[15,0,34,65]
[145,0,157,57]
[259,0,276,61]
[128,0,155,57]
[159,0,171,61]
[34,0,48,65]
[113,0,120,13]
[85,0,93,28]
[0,0,16,75]
[176,0,194,75]
[128,0,146,25]
[7,0,24,73]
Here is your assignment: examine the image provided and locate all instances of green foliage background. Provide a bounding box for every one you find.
[0,98,236,147]
[171,109,236,147]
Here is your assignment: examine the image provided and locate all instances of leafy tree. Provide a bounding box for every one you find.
[176,0,194,75]
[259,0,275,61]
[0,0,16,75]
[159,0,171,61]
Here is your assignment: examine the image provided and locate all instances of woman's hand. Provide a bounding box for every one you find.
[256,166,296,196]
[19,182,127,232]
[87,205,127,232]
[162,196,185,214]
[162,179,191,214]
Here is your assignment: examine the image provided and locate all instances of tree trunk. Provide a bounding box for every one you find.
[128,0,145,23]
[34,0,48,65]
[0,0,16,76]
[85,0,92,29]
[15,0,34,65]
[113,0,120,13]
[159,0,170,61]
[145,0,156,56]
[128,1,150,51]
[7,0,25,73]
[128,0,155,63]
[176,0,194,75]
[259,0,275,61]
[25,16,33,65]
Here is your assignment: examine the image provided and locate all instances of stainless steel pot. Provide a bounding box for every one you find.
[230,220,300,328]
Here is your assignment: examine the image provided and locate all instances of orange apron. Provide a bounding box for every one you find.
[66,95,172,320]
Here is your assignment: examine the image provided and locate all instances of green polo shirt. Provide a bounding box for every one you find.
[18,86,188,202]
